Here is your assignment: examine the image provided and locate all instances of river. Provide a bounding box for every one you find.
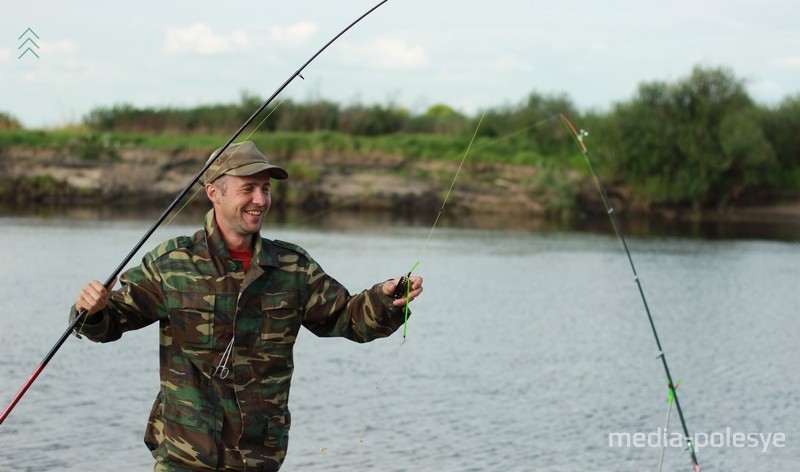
[0,209,798,471]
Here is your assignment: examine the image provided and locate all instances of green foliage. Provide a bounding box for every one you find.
[69,133,120,161]
[0,174,84,204]
[605,66,777,207]
[473,92,578,156]
[406,104,469,134]
[274,100,340,132]
[337,104,409,136]
[762,95,800,188]
[0,129,82,147]
[281,162,319,184]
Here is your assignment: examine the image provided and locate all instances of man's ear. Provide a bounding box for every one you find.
[205,183,219,204]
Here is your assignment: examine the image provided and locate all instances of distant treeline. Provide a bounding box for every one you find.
[3,66,799,210]
[82,93,478,137]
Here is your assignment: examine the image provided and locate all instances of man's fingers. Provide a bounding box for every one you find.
[407,276,423,299]
[76,279,115,315]
[410,276,423,291]
[390,276,424,306]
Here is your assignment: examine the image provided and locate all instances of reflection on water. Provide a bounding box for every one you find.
[573,215,800,242]
[2,202,798,241]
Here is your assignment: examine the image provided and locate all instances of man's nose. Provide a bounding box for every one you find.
[252,188,267,205]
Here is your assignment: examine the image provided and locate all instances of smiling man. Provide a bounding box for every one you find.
[72,141,423,472]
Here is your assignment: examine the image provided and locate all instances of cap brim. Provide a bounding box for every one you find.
[226,162,289,180]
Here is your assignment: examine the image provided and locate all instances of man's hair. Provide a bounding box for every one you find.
[213,175,230,195]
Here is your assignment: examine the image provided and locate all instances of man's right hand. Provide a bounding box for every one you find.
[75,278,116,316]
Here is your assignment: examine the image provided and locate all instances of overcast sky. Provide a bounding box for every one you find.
[2,0,798,128]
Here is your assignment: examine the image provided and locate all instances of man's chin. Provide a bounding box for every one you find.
[242,222,263,234]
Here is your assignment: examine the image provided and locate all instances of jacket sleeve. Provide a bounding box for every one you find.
[70,253,165,343]
[300,260,409,342]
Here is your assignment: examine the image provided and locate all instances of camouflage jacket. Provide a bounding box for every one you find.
[73,210,408,471]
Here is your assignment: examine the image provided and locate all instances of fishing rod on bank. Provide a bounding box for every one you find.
[0,0,392,426]
[559,113,701,472]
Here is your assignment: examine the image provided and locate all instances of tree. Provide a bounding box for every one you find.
[406,104,468,134]
[762,95,800,189]
[607,66,776,207]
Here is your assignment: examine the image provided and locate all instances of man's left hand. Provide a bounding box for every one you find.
[383,276,424,307]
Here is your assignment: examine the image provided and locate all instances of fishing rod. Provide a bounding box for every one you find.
[0,0,392,426]
[559,113,700,472]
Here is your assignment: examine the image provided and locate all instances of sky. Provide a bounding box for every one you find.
[1,0,799,129]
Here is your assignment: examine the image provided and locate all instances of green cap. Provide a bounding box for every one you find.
[203,141,288,184]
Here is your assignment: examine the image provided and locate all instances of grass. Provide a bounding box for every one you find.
[0,128,587,172]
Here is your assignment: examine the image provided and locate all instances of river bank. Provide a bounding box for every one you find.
[1,144,798,229]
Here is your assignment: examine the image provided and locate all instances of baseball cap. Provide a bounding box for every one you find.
[202,141,288,184]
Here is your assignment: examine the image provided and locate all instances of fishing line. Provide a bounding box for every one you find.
[347,114,488,455]
[327,113,567,459]
[0,378,44,448]
[559,113,701,472]
[658,382,680,472]
[390,112,566,340]
[370,111,487,396]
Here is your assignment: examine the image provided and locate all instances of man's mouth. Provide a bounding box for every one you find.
[244,209,263,217]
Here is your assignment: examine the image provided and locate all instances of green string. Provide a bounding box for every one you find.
[668,381,680,403]
[401,260,419,338]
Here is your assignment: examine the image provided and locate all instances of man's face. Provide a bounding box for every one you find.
[208,171,272,239]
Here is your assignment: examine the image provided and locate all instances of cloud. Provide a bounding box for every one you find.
[342,38,428,70]
[163,23,249,55]
[769,56,800,68]
[270,21,317,44]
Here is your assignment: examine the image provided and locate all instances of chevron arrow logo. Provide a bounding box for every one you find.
[18,27,40,59]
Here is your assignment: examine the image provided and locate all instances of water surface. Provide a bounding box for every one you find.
[0,213,798,471]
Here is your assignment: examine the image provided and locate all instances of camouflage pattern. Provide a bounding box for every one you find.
[72,210,408,471]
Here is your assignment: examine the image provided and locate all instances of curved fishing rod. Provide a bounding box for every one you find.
[559,113,700,472]
[0,0,392,426]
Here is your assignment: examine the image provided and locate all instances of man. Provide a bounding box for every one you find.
[72,141,423,471]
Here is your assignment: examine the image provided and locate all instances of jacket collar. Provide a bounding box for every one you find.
[203,209,279,268]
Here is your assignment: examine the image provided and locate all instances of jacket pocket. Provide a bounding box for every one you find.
[260,291,300,345]
[148,387,221,470]
[158,398,220,469]
[166,291,215,348]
